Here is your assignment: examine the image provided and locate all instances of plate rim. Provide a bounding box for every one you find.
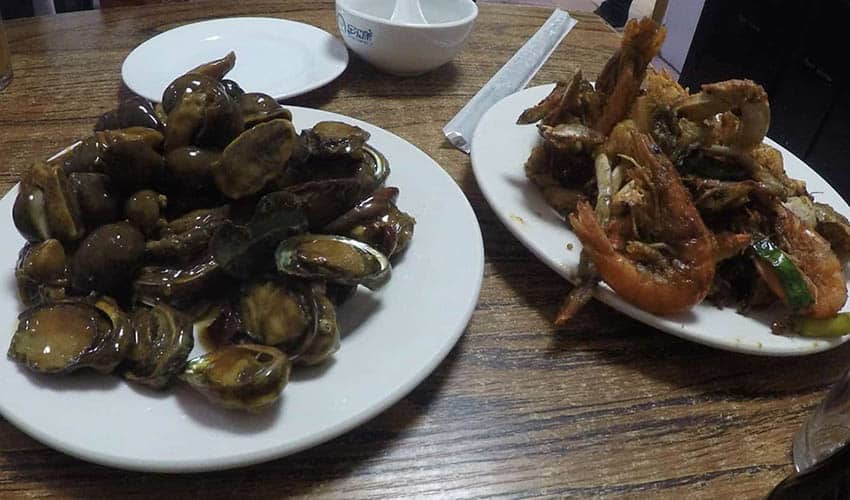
[471,83,850,357]
[120,16,350,103]
[0,105,484,473]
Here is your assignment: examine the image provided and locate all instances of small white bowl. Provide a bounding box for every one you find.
[336,0,478,76]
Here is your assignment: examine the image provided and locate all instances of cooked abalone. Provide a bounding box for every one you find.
[296,292,340,366]
[301,121,370,159]
[238,93,293,129]
[180,344,290,411]
[8,297,131,374]
[16,239,68,307]
[275,234,391,290]
[123,303,194,389]
[239,281,317,350]
[213,119,296,199]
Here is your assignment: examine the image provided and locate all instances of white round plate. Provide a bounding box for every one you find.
[0,107,483,472]
[122,17,349,102]
[471,84,850,357]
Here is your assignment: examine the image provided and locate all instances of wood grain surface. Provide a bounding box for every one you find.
[0,2,846,498]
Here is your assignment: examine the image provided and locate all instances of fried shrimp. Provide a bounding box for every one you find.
[629,68,687,135]
[517,79,570,125]
[516,16,850,330]
[714,231,751,261]
[594,18,666,136]
[674,79,770,150]
[773,205,847,318]
[569,132,715,315]
[518,71,601,129]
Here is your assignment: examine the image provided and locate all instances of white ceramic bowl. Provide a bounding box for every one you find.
[335,0,478,76]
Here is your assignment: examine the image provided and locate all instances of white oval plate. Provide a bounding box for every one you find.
[122,17,349,102]
[471,84,850,357]
[0,107,483,472]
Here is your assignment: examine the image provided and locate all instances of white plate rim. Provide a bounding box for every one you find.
[471,83,850,357]
[121,17,349,103]
[0,106,484,472]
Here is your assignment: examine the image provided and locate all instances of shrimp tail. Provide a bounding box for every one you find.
[555,278,596,326]
[570,202,615,257]
[594,18,667,135]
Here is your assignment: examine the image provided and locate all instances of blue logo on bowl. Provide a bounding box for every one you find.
[337,13,373,45]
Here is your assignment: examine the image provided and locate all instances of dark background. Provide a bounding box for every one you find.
[1,0,93,17]
[680,0,850,198]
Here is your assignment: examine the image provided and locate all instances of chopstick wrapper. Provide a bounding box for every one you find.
[443,9,576,154]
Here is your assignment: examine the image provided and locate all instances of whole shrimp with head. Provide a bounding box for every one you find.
[754,205,848,319]
[569,124,716,315]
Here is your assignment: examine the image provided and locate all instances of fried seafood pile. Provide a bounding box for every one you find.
[519,19,850,336]
[8,53,415,410]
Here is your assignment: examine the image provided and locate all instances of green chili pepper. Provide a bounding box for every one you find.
[792,313,850,338]
[751,238,814,311]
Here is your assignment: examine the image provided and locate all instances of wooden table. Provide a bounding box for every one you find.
[0,2,846,498]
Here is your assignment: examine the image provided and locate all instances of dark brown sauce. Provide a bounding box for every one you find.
[198,303,240,352]
[199,322,228,352]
